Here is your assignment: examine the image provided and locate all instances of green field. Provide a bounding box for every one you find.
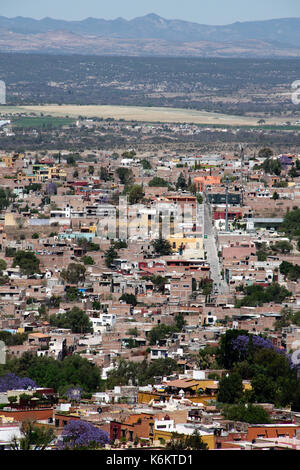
[12,116,75,129]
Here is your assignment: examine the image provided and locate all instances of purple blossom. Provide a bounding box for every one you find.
[66,387,82,402]
[0,373,37,392]
[231,335,296,368]
[57,420,109,450]
[232,335,282,354]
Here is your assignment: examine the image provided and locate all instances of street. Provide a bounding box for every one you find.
[203,202,229,295]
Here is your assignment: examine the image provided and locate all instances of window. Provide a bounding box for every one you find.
[113,427,118,440]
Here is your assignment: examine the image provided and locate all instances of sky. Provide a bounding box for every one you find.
[1,0,300,25]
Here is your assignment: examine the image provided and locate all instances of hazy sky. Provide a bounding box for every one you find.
[1,0,300,24]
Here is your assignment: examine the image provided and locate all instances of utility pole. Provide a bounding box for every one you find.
[225,176,229,232]
[240,145,245,207]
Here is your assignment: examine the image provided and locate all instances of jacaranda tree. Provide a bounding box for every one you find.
[0,373,37,392]
[57,420,109,450]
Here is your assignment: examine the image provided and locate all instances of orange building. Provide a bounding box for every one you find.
[110,412,155,444]
[194,176,221,192]
[247,424,300,441]
[0,407,53,423]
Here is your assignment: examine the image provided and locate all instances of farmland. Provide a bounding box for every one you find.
[0,105,294,128]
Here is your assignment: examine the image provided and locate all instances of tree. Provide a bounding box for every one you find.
[174,313,186,331]
[289,166,299,178]
[122,150,136,159]
[116,167,134,185]
[76,238,100,252]
[106,358,179,388]
[216,329,249,369]
[0,259,7,271]
[140,159,152,170]
[126,327,139,337]
[201,278,213,303]
[271,240,293,254]
[65,287,83,302]
[10,421,56,450]
[148,324,174,346]
[280,261,300,281]
[272,191,279,200]
[197,346,218,370]
[113,240,128,249]
[0,331,28,347]
[152,237,172,256]
[275,307,294,330]
[150,275,168,294]
[8,396,17,404]
[167,430,208,450]
[88,165,94,175]
[258,148,273,159]
[46,295,61,308]
[99,166,111,181]
[218,372,244,404]
[148,177,169,187]
[282,208,300,238]
[0,373,37,392]
[235,283,291,308]
[5,247,16,258]
[61,263,86,284]
[221,403,271,424]
[176,173,187,191]
[262,158,282,176]
[12,251,40,276]
[104,245,118,268]
[119,293,137,306]
[0,353,101,393]
[251,374,276,403]
[92,300,101,310]
[81,256,94,266]
[197,194,203,204]
[0,188,13,210]
[50,306,92,334]
[128,184,144,205]
[57,420,109,450]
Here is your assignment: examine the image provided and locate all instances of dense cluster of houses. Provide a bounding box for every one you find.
[1,148,300,450]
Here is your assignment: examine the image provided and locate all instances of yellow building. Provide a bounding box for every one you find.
[1,156,13,168]
[17,165,67,183]
[138,378,219,407]
[4,213,17,227]
[168,233,204,259]
[48,166,67,179]
[153,424,215,450]
[17,171,44,184]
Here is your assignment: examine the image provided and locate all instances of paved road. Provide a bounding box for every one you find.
[203,202,229,295]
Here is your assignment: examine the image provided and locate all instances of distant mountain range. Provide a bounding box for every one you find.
[1,14,300,57]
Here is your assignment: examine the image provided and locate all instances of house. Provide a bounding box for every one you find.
[150,347,169,360]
